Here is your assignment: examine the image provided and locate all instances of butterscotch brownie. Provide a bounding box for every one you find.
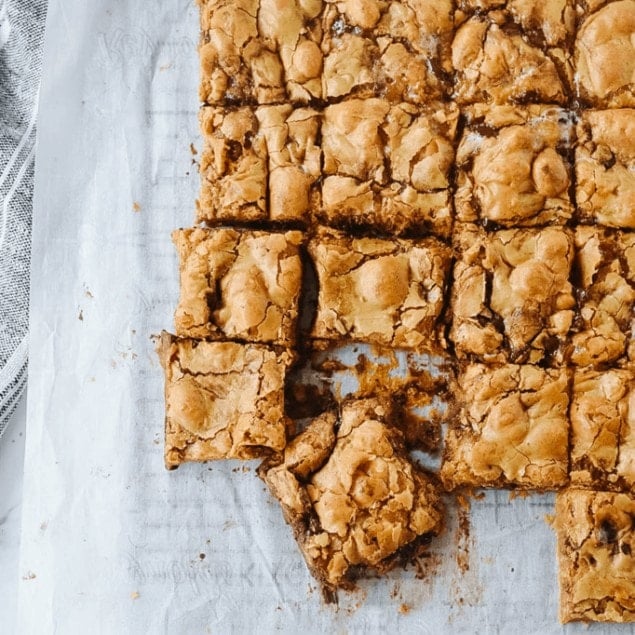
[569,227,635,366]
[570,368,635,491]
[576,110,635,229]
[441,364,570,490]
[452,0,574,106]
[173,228,303,345]
[450,224,575,364]
[199,0,323,105]
[259,398,444,593]
[320,0,453,103]
[159,332,293,468]
[575,0,635,108]
[320,99,458,237]
[455,105,574,227]
[310,227,452,350]
[555,489,635,622]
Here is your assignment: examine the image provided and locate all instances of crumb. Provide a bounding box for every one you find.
[22,572,36,581]
[132,202,141,212]
[78,309,83,321]
[399,603,411,614]
[130,591,140,600]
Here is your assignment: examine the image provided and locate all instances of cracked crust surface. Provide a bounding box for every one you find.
[441,364,570,490]
[319,99,458,237]
[569,227,635,366]
[310,227,452,350]
[576,110,635,229]
[259,398,444,592]
[173,228,304,345]
[199,0,323,105]
[452,1,574,106]
[555,489,635,623]
[450,224,575,364]
[570,368,635,491]
[159,332,293,467]
[455,105,574,227]
[575,0,635,108]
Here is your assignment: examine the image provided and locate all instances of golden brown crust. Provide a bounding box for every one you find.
[555,489,635,623]
[173,228,304,345]
[159,332,293,467]
[441,364,570,490]
[309,227,452,350]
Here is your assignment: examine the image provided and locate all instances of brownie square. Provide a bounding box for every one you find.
[455,105,574,227]
[570,368,635,490]
[198,106,321,224]
[320,99,459,237]
[576,110,635,229]
[199,0,323,105]
[555,489,635,622]
[440,364,570,490]
[575,1,635,108]
[310,227,452,350]
[569,227,635,366]
[452,0,574,106]
[449,224,575,364]
[173,228,304,345]
[259,398,444,594]
[159,333,293,468]
[320,0,454,103]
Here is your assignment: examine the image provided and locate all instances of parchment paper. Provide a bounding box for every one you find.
[16,0,635,632]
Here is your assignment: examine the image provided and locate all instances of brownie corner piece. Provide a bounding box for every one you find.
[260,398,444,593]
[555,488,635,623]
[158,332,294,468]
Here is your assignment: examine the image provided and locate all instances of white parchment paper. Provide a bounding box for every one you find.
[16,0,635,632]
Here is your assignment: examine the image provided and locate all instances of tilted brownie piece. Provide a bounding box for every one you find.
[555,489,635,622]
[173,228,303,345]
[320,0,454,103]
[576,110,635,229]
[310,227,452,350]
[570,368,635,491]
[441,364,570,490]
[455,105,574,227]
[259,398,444,594]
[320,99,459,237]
[199,0,323,105]
[449,224,575,364]
[569,227,635,366]
[575,0,635,108]
[452,0,574,106]
[158,332,293,468]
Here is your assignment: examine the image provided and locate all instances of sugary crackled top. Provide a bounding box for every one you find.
[576,0,635,107]
[456,105,573,226]
[160,333,292,464]
[576,109,635,228]
[173,228,304,345]
[310,227,452,349]
[262,399,444,588]
[441,364,570,489]
[556,489,635,622]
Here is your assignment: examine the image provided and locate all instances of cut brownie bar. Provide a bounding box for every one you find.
[158,332,293,468]
[441,364,570,490]
[449,224,575,364]
[576,109,635,229]
[570,368,635,490]
[259,398,444,594]
[198,106,321,224]
[555,489,635,623]
[569,227,635,366]
[310,227,452,350]
[173,228,304,345]
[320,0,453,103]
[452,0,574,106]
[320,99,458,237]
[199,0,323,105]
[455,105,574,227]
[575,0,635,108]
